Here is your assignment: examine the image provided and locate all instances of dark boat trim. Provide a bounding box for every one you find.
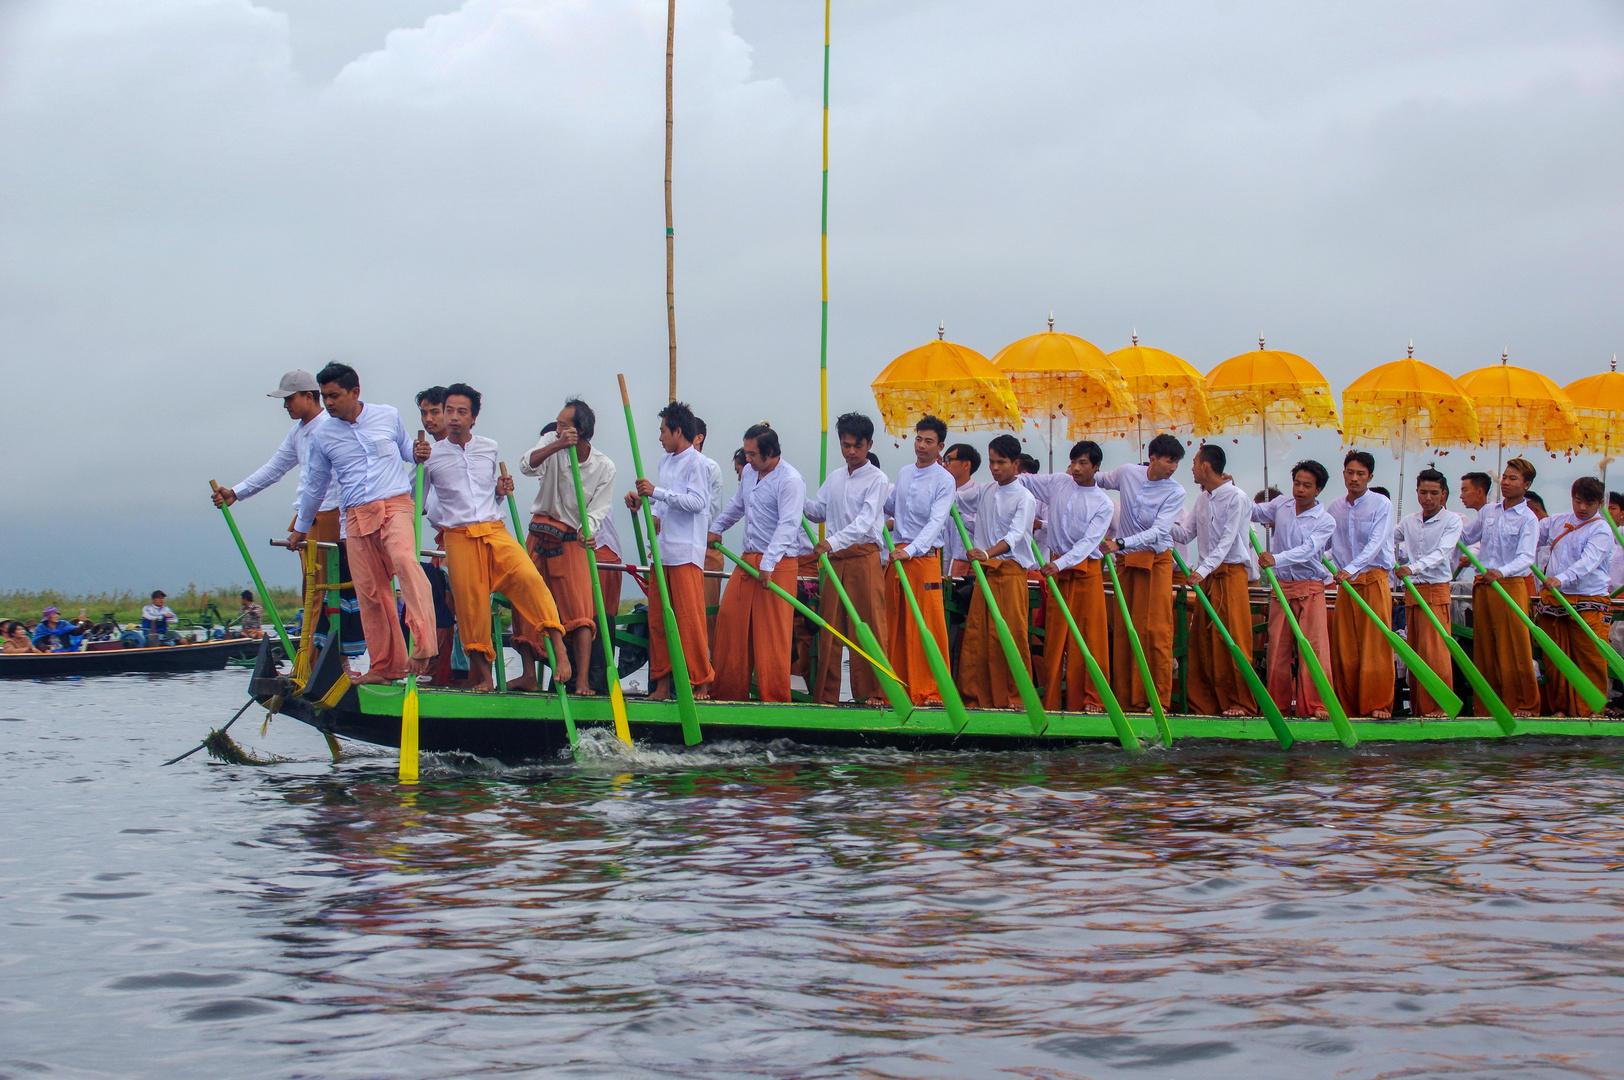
[1,637,260,679]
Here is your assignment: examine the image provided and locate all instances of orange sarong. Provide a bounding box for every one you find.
[524,513,597,638]
[1330,567,1396,716]
[647,561,715,689]
[712,553,797,702]
[1266,578,1332,717]
[814,544,889,704]
[1471,577,1539,714]
[1041,559,1109,711]
[442,521,562,662]
[1537,593,1609,717]
[886,549,949,705]
[1186,562,1258,716]
[1404,581,1455,715]
[596,544,623,628]
[344,494,437,679]
[1110,551,1174,711]
[960,558,1033,709]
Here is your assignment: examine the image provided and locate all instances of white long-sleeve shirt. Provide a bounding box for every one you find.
[648,445,711,570]
[1460,501,1539,579]
[700,454,725,521]
[233,412,340,515]
[885,462,955,557]
[1541,512,1614,595]
[1251,495,1334,582]
[965,480,1039,570]
[805,462,888,551]
[1020,474,1113,571]
[1328,490,1394,576]
[1096,464,1185,553]
[422,435,502,531]
[710,459,807,572]
[1170,480,1255,578]
[518,433,616,537]
[1396,508,1464,585]
[296,402,414,532]
[946,481,988,568]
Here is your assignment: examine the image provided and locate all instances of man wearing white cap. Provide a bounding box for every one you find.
[212,369,361,661]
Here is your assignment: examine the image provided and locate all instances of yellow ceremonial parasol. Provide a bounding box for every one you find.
[870,324,1022,438]
[1564,356,1624,486]
[990,317,1135,469]
[1106,332,1212,460]
[1206,337,1340,491]
[1456,350,1582,474]
[1341,344,1479,520]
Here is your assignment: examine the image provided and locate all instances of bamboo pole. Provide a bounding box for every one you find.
[1322,555,1463,717]
[501,464,579,753]
[881,526,970,732]
[1032,540,1142,754]
[208,481,294,660]
[1248,528,1357,746]
[1398,575,1515,733]
[1169,549,1293,747]
[947,504,1047,734]
[569,446,634,746]
[1099,551,1173,746]
[664,0,677,402]
[818,0,831,483]
[797,519,912,717]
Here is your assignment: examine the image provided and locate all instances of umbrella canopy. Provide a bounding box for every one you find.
[1341,348,1479,450]
[1564,358,1624,459]
[990,323,1136,441]
[1456,351,1581,457]
[1106,334,1212,436]
[871,331,1022,438]
[1206,338,1341,435]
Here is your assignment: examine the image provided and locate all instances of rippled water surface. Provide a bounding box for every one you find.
[5,671,1624,1078]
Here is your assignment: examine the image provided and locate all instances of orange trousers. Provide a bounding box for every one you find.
[814,544,889,704]
[1041,560,1109,711]
[960,559,1034,709]
[1538,597,1608,717]
[1186,562,1258,717]
[886,550,950,705]
[1110,551,1174,711]
[790,552,820,679]
[524,514,597,637]
[1404,581,1454,715]
[1472,577,1539,714]
[647,561,715,689]
[1266,578,1332,717]
[1330,567,1396,716]
[596,544,623,627]
[712,553,798,702]
[442,522,562,662]
[345,494,437,679]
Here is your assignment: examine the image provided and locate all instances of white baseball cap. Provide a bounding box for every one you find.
[268,369,319,398]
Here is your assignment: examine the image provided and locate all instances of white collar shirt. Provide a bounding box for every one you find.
[1095,464,1185,553]
[1170,480,1255,578]
[1611,539,1624,594]
[1328,490,1395,575]
[422,435,502,531]
[709,459,808,573]
[233,412,341,515]
[885,462,955,557]
[1396,509,1464,585]
[1251,494,1334,582]
[648,445,711,569]
[1020,473,1113,571]
[1541,512,1614,595]
[297,402,414,532]
[518,433,617,537]
[968,480,1039,569]
[700,455,725,520]
[1460,501,1539,578]
[946,481,989,566]
[805,462,888,550]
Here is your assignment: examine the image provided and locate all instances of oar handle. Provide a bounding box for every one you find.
[209,479,295,660]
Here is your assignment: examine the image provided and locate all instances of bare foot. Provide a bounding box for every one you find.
[1083,705,1103,714]
[406,656,436,677]
[506,675,538,692]
[694,690,712,701]
[1222,707,1249,716]
[648,687,674,701]
[1312,709,1330,720]
[465,677,495,692]
[1371,709,1392,719]
[1550,711,1568,718]
[571,684,597,696]
[1423,710,1447,718]
[865,696,887,708]
[1514,709,1535,718]
[351,671,400,685]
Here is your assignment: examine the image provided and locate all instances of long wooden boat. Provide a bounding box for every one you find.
[2,636,261,679]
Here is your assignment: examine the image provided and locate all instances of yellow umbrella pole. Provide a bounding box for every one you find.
[948,505,1047,735]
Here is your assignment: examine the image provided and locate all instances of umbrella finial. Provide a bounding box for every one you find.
[1132,327,1139,346]
[1612,354,1617,373]
[1258,334,1266,351]
[1047,310,1054,332]
[937,320,944,341]
[1501,348,1508,365]
[1407,339,1414,358]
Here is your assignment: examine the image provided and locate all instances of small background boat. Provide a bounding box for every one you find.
[1,636,261,679]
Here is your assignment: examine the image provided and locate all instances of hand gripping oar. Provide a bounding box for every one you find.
[1457,541,1607,713]
[501,463,579,754]
[947,504,1047,735]
[1169,549,1292,748]
[1099,550,1173,746]
[208,481,294,661]
[1248,529,1357,747]
[1398,574,1515,733]
[1528,562,1624,683]
[709,539,904,687]
[1032,541,1143,754]
[569,447,634,746]
[1322,556,1463,718]
[618,374,701,746]
[797,518,913,718]
[398,438,427,785]
[881,526,971,732]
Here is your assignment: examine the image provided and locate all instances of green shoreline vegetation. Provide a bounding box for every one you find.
[1,585,301,626]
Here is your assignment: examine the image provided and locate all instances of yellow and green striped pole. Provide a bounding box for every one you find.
[818,0,830,484]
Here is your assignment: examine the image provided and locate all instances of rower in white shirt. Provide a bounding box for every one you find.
[883,415,955,704]
[1609,491,1624,663]
[1534,476,1614,716]
[1326,450,1397,718]
[1458,457,1541,715]
[707,423,806,704]
[1169,444,1258,717]
[1022,439,1114,713]
[1395,469,1464,717]
[693,417,728,638]
[1096,432,1188,713]
[803,412,891,705]
[1251,459,1336,718]
[958,434,1037,710]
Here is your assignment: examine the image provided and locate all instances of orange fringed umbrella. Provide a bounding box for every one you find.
[1206,337,1341,490]
[990,320,1136,467]
[1564,357,1624,485]
[1341,345,1479,520]
[1106,333,1212,458]
[871,328,1022,438]
[1456,351,1581,473]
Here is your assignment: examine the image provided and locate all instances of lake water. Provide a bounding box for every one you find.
[4,669,1624,1079]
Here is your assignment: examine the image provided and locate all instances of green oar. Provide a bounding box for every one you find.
[1031,540,1141,754]
[208,480,294,660]
[1248,529,1357,747]
[1398,575,1515,733]
[630,512,649,564]
[1099,551,1173,746]
[570,446,634,746]
[1169,549,1292,748]
[1322,556,1463,718]
[881,526,971,732]
[1528,563,1624,682]
[948,504,1047,735]
[798,518,913,718]
[618,375,701,746]
[1457,541,1606,713]
[499,464,579,755]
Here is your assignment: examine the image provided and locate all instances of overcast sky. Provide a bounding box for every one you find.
[2,0,1621,595]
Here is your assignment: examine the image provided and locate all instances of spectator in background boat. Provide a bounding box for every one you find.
[1460,458,1541,717]
[627,400,716,701]
[804,412,891,706]
[4,621,44,654]
[958,434,1038,709]
[1253,460,1336,718]
[1328,450,1396,718]
[139,593,179,646]
[884,415,954,705]
[1396,470,1464,718]
[237,590,264,638]
[1098,433,1188,714]
[1535,476,1612,717]
[692,418,727,642]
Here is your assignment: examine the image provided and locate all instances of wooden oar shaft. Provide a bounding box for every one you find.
[881,526,970,732]
[948,504,1046,735]
[1322,556,1463,718]
[1032,541,1142,753]
[1248,528,1357,746]
[1098,550,1172,746]
[797,519,912,716]
[208,480,295,662]
[1399,575,1516,734]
